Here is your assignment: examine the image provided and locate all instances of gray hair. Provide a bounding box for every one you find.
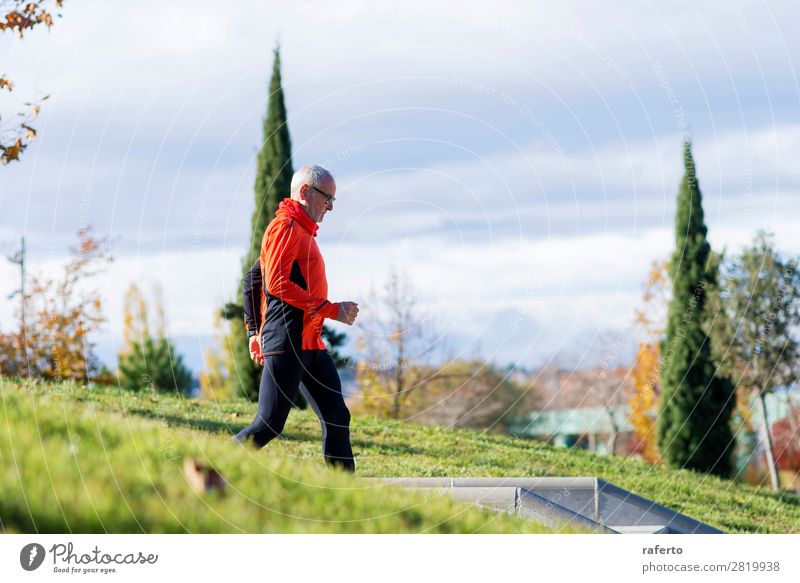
[291,165,334,196]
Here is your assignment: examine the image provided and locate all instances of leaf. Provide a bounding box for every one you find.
[39,12,53,28]
[1,138,24,163]
[183,457,226,495]
[22,124,37,141]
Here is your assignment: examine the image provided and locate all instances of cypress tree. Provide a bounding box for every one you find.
[657,141,736,477]
[118,283,193,396]
[118,335,193,395]
[247,45,294,270]
[224,45,294,402]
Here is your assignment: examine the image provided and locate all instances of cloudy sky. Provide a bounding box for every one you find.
[1,0,799,374]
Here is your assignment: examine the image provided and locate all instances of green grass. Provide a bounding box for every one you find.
[0,378,554,534]
[1,378,798,533]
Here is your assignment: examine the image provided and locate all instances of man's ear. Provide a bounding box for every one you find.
[299,183,309,201]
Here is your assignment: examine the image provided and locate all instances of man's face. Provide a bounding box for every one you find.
[302,176,336,223]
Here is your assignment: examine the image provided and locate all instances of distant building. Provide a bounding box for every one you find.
[508,389,800,490]
[508,405,636,456]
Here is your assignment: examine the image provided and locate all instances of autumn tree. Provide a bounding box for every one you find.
[356,267,443,419]
[117,282,193,395]
[0,226,111,382]
[198,310,232,402]
[628,343,661,462]
[708,232,800,491]
[628,259,669,464]
[410,359,536,431]
[0,0,64,164]
[772,414,800,479]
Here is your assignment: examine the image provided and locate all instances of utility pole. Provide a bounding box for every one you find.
[7,235,26,375]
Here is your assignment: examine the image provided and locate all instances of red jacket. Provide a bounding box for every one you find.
[243,198,339,352]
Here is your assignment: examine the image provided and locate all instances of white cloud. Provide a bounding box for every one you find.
[4,0,800,370]
[4,209,800,370]
[319,124,800,248]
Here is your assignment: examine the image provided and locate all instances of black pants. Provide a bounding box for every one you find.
[235,349,355,472]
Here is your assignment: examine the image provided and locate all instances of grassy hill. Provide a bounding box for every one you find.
[1,378,798,534]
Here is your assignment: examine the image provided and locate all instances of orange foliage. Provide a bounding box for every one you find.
[198,309,232,401]
[121,282,149,354]
[628,341,661,463]
[0,226,112,383]
[628,259,669,464]
[772,415,800,473]
[0,0,62,37]
[1,1,64,164]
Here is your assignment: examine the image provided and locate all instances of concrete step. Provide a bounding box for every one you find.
[366,477,724,534]
[610,525,671,534]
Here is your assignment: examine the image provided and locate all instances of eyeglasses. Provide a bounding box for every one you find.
[310,185,336,205]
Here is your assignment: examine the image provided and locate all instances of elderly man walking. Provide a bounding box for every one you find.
[233,165,359,472]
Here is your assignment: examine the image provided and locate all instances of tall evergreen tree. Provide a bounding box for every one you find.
[222,46,348,404]
[656,141,736,477]
[246,45,294,270]
[223,46,294,402]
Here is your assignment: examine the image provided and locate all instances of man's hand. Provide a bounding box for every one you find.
[336,301,359,325]
[249,335,264,366]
